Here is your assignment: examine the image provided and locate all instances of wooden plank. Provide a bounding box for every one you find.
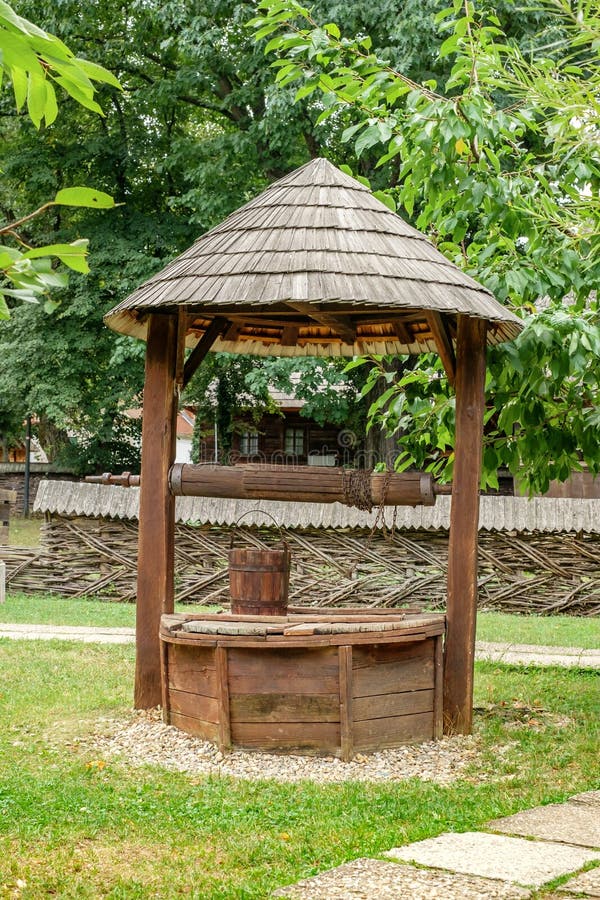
[215,646,231,750]
[231,721,340,753]
[228,647,339,695]
[217,631,434,649]
[283,621,406,636]
[338,645,353,762]
[182,316,228,388]
[160,637,170,724]
[426,311,456,386]
[392,318,412,345]
[282,324,299,346]
[286,301,356,344]
[433,634,444,740]
[169,711,219,742]
[230,692,339,723]
[168,644,217,695]
[135,312,178,709]
[353,688,433,722]
[175,308,188,386]
[169,688,219,723]
[352,641,433,669]
[286,606,423,617]
[353,712,433,750]
[444,315,486,735]
[353,655,433,698]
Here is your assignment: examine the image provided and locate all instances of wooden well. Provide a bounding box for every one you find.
[104,157,524,734]
[160,610,444,759]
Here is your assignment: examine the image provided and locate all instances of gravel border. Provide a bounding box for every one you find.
[87,709,491,785]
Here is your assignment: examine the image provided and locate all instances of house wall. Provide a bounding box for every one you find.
[231,411,344,466]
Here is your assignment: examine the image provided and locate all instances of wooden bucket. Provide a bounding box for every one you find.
[228,512,290,616]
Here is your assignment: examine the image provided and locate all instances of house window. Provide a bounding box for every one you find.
[285,426,305,456]
[239,431,259,456]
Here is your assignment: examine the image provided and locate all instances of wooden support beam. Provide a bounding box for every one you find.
[224,321,241,341]
[169,463,436,507]
[426,311,456,386]
[183,316,228,388]
[391,318,412,346]
[136,313,178,709]
[286,302,356,345]
[443,315,487,734]
[282,323,299,346]
[175,308,188,387]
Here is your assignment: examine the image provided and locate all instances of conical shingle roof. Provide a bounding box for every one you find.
[104,158,523,356]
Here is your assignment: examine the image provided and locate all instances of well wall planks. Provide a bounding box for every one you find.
[353,712,433,750]
[353,688,433,722]
[230,692,339,723]
[169,688,219,723]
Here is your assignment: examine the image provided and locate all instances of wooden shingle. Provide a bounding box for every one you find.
[104,158,523,356]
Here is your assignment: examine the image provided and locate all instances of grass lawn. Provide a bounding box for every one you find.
[2,592,600,648]
[7,516,42,547]
[0,639,597,898]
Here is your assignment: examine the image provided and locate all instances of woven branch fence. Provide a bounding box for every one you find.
[4,512,599,616]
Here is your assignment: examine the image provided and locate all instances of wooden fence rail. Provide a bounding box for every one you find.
[2,513,599,616]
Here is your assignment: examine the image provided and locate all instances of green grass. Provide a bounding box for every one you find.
[2,592,600,648]
[7,515,41,547]
[1,593,222,628]
[0,639,597,898]
[476,609,600,649]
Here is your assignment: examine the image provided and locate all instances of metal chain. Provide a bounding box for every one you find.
[341,468,374,512]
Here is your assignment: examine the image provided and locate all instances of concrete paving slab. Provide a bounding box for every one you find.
[0,623,135,644]
[273,858,532,898]
[556,867,600,896]
[569,792,600,807]
[385,832,600,888]
[488,802,600,849]
[474,642,600,668]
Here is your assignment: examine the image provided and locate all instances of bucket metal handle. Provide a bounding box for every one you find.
[229,509,289,553]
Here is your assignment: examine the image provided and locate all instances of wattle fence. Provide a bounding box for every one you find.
[1,480,599,615]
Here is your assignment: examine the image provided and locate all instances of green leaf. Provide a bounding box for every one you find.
[44,80,58,125]
[373,190,396,212]
[26,70,47,128]
[483,146,501,174]
[439,34,459,57]
[54,76,104,115]
[294,81,316,101]
[0,292,9,318]
[74,58,122,90]
[10,65,27,110]
[22,240,90,273]
[53,187,116,209]
[354,123,381,157]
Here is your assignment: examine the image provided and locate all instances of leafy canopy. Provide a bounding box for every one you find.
[0,2,120,318]
[251,0,600,492]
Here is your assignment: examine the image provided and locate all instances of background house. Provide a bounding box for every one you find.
[195,386,351,467]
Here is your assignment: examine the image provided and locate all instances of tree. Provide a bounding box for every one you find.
[0,1,121,317]
[250,0,600,492]
[3,0,580,471]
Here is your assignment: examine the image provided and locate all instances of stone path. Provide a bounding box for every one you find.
[0,622,135,643]
[476,641,600,669]
[0,623,599,668]
[275,791,600,898]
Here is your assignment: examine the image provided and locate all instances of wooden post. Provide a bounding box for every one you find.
[443,315,486,734]
[338,645,353,761]
[135,313,178,709]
